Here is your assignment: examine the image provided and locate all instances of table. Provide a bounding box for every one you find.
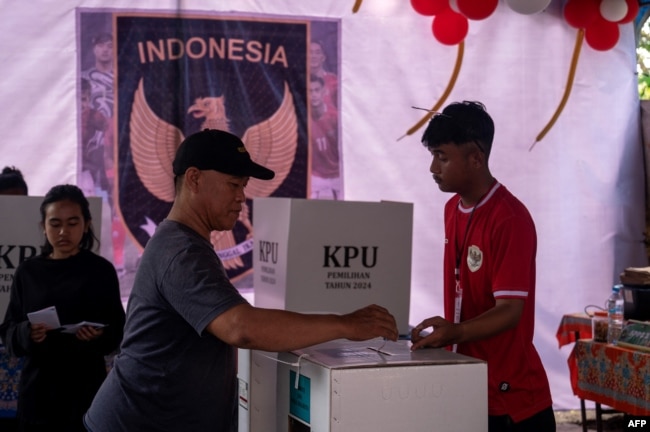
[556,313,593,348]
[557,313,594,432]
[569,340,650,416]
[558,313,650,432]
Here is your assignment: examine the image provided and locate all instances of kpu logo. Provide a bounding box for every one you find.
[259,241,278,264]
[323,246,378,268]
[0,244,38,269]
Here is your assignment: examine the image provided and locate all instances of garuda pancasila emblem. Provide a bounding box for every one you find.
[128,78,298,270]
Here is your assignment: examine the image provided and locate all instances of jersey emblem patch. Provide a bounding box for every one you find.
[467,245,483,272]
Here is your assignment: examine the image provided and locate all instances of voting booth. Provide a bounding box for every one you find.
[277,340,487,432]
[251,197,413,334]
[0,195,101,418]
[239,198,415,432]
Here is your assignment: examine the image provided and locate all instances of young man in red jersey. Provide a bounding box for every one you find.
[411,101,555,432]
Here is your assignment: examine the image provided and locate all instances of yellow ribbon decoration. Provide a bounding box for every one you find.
[352,0,363,13]
[399,41,465,140]
[530,28,584,151]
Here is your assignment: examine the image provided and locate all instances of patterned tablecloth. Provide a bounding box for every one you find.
[0,345,22,418]
[569,339,650,416]
[556,312,593,348]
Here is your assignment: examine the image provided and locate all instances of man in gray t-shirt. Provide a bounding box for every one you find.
[84,129,398,431]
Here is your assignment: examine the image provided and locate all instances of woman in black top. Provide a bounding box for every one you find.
[0,184,125,432]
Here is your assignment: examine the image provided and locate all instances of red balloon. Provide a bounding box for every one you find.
[432,8,469,45]
[585,16,620,51]
[563,0,599,29]
[457,0,498,20]
[411,0,449,16]
[618,0,639,24]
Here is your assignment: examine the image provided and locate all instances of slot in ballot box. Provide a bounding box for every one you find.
[251,197,413,335]
[277,339,488,432]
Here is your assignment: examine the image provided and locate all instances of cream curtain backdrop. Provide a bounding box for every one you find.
[0,0,645,411]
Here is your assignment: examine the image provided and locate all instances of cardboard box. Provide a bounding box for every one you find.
[276,339,487,432]
[252,197,413,335]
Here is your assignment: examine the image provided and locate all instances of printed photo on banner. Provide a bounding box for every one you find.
[77,9,342,294]
[308,21,342,200]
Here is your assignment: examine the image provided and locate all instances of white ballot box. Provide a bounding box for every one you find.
[238,348,280,432]
[276,340,487,432]
[252,197,413,335]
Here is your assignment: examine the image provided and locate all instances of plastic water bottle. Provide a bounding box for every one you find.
[606,284,624,345]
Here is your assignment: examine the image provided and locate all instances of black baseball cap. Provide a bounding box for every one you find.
[172,129,275,180]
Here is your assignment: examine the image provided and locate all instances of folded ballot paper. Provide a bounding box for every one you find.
[26,306,106,333]
[60,321,107,334]
[27,306,61,329]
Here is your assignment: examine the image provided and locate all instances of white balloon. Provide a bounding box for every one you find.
[600,0,628,22]
[449,0,460,14]
[506,0,552,15]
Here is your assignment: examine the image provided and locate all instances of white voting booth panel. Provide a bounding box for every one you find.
[251,197,413,335]
[239,198,415,432]
[277,340,487,432]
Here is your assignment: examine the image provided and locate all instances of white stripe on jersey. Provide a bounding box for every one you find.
[494,289,528,298]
